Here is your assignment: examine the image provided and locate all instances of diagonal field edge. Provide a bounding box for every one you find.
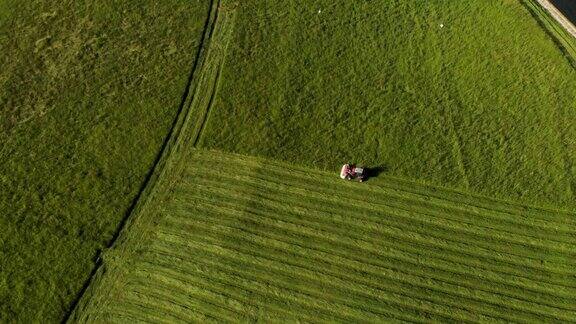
[533,0,576,39]
[521,1,576,202]
[522,0,576,67]
[64,1,237,322]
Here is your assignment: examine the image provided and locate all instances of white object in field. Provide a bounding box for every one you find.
[340,164,349,179]
[353,167,364,175]
[440,23,444,28]
[318,9,322,14]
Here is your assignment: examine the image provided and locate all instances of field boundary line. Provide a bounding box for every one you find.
[532,0,576,39]
[65,1,237,322]
[445,105,470,190]
[522,0,576,66]
[517,0,576,202]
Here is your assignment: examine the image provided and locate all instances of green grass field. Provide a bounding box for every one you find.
[201,0,576,208]
[2,0,576,322]
[69,1,576,321]
[71,149,576,322]
[0,0,211,321]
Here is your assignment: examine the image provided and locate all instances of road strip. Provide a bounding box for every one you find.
[535,0,576,39]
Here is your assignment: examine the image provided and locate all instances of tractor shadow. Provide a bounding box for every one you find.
[363,165,388,182]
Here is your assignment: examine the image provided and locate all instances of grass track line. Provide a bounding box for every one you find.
[179,172,576,248]
[165,198,576,309]
[158,215,576,322]
[129,274,266,323]
[73,149,576,321]
[102,309,167,324]
[140,252,419,321]
[168,197,576,306]
[151,231,549,323]
[181,182,576,268]
[187,153,576,233]
[133,263,346,323]
[178,178,576,277]
[140,249,444,323]
[125,278,240,323]
[180,171,576,255]
[129,268,253,322]
[194,150,576,220]
[106,294,204,324]
[190,151,576,230]
[147,241,525,323]
[135,260,400,323]
[179,159,576,237]
[523,0,576,65]
[105,295,190,324]
[167,203,576,301]
[161,205,576,306]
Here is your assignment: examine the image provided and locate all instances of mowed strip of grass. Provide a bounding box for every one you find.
[200,0,576,208]
[0,0,211,321]
[73,149,576,323]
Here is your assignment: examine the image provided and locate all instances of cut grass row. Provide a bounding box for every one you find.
[72,149,576,322]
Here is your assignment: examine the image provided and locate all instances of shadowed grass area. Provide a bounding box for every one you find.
[0,0,210,321]
[200,0,576,208]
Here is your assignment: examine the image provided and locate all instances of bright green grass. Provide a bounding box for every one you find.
[71,149,576,323]
[0,0,211,321]
[200,0,576,208]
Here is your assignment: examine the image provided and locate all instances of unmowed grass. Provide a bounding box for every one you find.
[0,0,210,321]
[200,0,576,208]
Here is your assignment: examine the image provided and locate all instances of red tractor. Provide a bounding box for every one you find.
[340,163,366,182]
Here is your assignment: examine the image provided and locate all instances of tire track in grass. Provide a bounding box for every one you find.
[180,168,576,255]
[128,267,253,322]
[135,260,387,323]
[180,169,576,251]
[139,249,443,323]
[147,229,540,322]
[184,187,572,270]
[173,150,576,320]
[192,150,576,227]
[123,281,238,323]
[146,239,519,323]
[164,197,576,310]
[72,148,576,321]
[105,296,186,324]
[134,263,337,323]
[179,164,575,246]
[194,149,576,223]
[102,308,172,324]
[177,174,576,274]
[187,152,576,236]
[106,296,199,324]
[169,199,576,306]
[156,215,575,322]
